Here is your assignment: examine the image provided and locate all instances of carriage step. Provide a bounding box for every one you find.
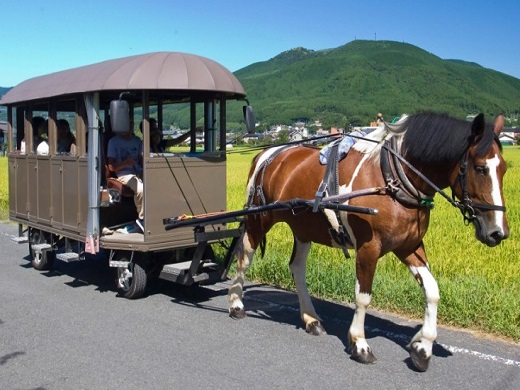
[11,235,28,244]
[109,260,130,268]
[56,252,81,262]
[159,261,219,284]
[31,243,52,252]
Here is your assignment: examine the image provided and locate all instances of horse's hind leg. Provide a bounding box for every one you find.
[398,245,439,372]
[228,228,257,319]
[289,238,326,335]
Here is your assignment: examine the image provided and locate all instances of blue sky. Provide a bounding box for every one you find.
[1,0,518,87]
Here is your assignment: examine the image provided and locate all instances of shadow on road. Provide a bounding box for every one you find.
[240,287,451,360]
[20,253,452,368]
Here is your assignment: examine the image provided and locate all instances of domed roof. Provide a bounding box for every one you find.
[1,52,245,104]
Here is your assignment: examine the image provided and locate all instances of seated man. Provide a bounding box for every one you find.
[106,128,145,231]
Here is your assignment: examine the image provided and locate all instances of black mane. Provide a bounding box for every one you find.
[400,112,496,165]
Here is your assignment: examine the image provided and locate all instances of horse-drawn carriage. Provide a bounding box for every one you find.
[1,52,509,371]
[1,52,256,298]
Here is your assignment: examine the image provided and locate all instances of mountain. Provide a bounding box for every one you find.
[0,87,11,99]
[234,40,520,127]
[2,41,519,129]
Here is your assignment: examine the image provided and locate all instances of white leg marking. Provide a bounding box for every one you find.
[349,279,372,342]
[408,265,439,350]
[487,154,506,234]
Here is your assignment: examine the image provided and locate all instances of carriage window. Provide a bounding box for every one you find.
[7,107,19,154]
[148,102,196,156]
[15,109,48,155]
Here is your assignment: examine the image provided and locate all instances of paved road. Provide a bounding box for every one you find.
[0,222,519,390]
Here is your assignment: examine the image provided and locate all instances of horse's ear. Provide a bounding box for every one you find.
[493,113,504,136]
[471,113,486,140]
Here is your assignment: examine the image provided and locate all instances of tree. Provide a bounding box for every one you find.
[276,129,290,144]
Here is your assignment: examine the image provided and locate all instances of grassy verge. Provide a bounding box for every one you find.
[226,148,520,341]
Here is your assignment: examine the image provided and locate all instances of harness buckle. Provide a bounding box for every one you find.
[313,182,327,212]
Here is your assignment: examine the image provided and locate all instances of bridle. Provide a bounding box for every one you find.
[456,149,506,225]
[382,142,506,225]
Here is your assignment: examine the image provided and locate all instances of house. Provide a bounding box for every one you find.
[289,130,304,142]
[499,128,518,145]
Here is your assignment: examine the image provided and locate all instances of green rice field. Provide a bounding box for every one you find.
[0,147,518,341]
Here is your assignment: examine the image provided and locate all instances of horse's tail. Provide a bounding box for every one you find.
[233,223,267,259]
[259,235,267,258]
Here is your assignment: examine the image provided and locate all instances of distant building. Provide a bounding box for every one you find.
[499,128,519,145]
[289,130,304,142]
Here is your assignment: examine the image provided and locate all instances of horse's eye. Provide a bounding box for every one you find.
[475,165,488,175]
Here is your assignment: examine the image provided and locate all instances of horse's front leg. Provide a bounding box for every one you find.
[228,231,256,319]
[348,249,378,364]
[399,244,439,372]
[289,238,326,335]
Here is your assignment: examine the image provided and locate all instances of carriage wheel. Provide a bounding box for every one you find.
[29,228,55,271]
[114,252,147,299]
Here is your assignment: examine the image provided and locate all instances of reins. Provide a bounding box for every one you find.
[340,131,506,223]
[226,133,342,154]
[380,139,506,224]
[228,128,505,225]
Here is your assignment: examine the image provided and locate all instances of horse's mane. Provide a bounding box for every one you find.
[354,112,497,165]
[402,112,499,164]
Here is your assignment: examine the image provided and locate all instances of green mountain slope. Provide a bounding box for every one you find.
[234,40,520,127]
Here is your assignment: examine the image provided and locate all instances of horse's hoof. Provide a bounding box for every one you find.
[409,346,430,372]
[306,320,326,335]
[229,306,247,320]
[350,346,377,364]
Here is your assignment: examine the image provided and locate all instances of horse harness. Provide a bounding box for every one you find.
[315,133,507,246]
[314,142,353,257]
[246,145,295,208]
[380,137,434,209]
[247,135,506,255]
[247,144,354,257]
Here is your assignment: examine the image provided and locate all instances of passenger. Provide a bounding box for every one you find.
[57,119,77,155]
[106,126,145,231]
[140,118,191,154]
[21,116,47,154]
[150,127,164,153]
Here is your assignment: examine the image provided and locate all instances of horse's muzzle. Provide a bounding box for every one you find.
[485,230,506,247]
[474,217,509,247]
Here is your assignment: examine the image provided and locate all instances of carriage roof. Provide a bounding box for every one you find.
[0,52,246,105]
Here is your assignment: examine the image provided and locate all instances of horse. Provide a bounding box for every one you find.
[227,112,508,371]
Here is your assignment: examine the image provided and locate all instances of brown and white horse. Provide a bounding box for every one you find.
[228,112,508,371]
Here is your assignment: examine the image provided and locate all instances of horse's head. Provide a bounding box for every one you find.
[451,113,509,247]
